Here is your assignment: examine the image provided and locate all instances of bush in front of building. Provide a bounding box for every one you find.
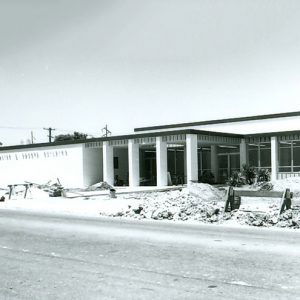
[242,164,257,185]
[227,171,245,187]
[199,171,215,184]
[257,168,271,183]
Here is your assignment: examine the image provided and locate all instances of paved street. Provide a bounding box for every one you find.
[0,210,299,300]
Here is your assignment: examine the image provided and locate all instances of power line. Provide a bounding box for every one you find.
[0,126,42,130]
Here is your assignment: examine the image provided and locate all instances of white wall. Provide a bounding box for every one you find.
[82,147,103,187]
[0,144,85,188]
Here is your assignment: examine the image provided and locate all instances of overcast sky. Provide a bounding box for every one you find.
[1,0,300,145]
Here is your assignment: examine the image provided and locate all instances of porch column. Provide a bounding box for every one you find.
[271,136,278,181]
[103,141,114,185]
[186,134,198,184]
[211,145,218,183]
[156,136,168,186]
[128,139,140,187]
[240,138,248,170]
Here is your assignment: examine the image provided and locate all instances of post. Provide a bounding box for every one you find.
[211,145,218,183]
[183,146,187,184]
[103,141,114,185]
[240,138,248,170]
[186,134,198,185]
[128,139,140,187]
[156,136,168,186]
[271,136,278,181]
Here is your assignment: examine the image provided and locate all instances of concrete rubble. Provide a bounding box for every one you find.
[100,182,300,229]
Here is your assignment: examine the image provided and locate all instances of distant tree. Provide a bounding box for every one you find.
[54,131,88,142]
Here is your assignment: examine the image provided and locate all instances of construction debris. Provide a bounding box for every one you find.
[100,186,226,223]
[98,181,300,229]
[86,182,114,191]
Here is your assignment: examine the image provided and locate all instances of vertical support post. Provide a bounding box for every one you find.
[271,136,278,181]
[156,136,168,186]
[211,145,218,183]
[128,139,140,187]
[186,134,198,185]
[240,138,248,171]
[103,141,114,185]
[183,146,187,184]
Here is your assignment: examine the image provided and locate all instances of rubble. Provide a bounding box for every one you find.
[100,186,227,223]
[86,181,113,191]
[99,181,300,229]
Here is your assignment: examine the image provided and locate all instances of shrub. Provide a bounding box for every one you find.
[257,168,271,183]
[200,171,215,184]
[242,164,256,185]
[227,171,245,187]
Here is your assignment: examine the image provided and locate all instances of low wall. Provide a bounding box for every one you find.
[277,172,300,180]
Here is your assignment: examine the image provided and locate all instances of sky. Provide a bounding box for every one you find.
[0,0,300,145]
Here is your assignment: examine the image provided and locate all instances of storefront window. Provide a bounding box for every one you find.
[279,141,292,172]
[249,144,259,167]
[293,141,300,171]
[248,142,270,169]
[201,149,211,171]
[260,142,271,168]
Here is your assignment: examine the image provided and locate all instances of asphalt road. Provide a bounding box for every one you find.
[0,210,299,300]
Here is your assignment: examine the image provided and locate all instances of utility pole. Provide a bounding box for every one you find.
[101,125,111,137]
[30,131,35,144]
[43,127,56,143]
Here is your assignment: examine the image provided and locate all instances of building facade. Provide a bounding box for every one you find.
[1,111,300,188]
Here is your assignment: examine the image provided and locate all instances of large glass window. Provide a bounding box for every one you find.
[248,142,271,169]
[201,148,211,171]
[278,140,300,172]
[249,144,259,167]
[293,141,300,172]
[260,142,271,168]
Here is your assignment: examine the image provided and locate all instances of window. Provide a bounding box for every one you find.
[260,142,271,168]
[248,142,271,169]
[278,140,300,172]
[249,144,259,167]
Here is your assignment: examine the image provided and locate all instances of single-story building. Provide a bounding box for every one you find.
[1,111,300,188]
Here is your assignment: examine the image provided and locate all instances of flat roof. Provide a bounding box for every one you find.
[134,111,300,132]
[0,129,243,152]
[2,127,300,153]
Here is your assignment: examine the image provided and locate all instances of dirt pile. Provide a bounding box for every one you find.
[226,205,300,228]
[101,181,300,228]
[101,185,227,223]
[102,189,224,223]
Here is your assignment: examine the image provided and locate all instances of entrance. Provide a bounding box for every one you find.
[218,153,240,183]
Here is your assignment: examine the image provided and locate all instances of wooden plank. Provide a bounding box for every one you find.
[224,187,233,212]
[278,189,288,217]
[234,190,283,198]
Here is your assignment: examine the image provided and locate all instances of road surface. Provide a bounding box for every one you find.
[0,209,299,299]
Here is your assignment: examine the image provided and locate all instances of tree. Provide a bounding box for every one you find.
[54,131,88,142]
